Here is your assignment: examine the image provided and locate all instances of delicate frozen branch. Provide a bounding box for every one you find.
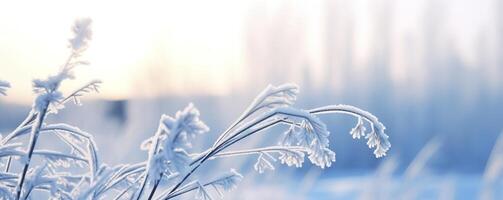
[213,107,335,168]
[164,107,326,198]
[213,84,298,148]
[60,80,102,106]
[113,174,145,200]
[74,167,114,200]
[34,150,88,166]
[162,90,391,199]
[158,169,242,200]
[96,162,146,197]
[135,123,164,200]
[137,104,210,200]
[2,123,94,144]
[15,105,48,200]
[309,105,390,158]
[207,146,307,159]
[4,111,36,173]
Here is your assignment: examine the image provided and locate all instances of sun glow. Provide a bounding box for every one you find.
[0,0,246,104]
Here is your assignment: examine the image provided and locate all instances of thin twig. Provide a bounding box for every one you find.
[15,107,48,200]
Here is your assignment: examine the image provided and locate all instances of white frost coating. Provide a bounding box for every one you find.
[98,163,146,195]
[163,169,242,200]
[0,80,10,96]
[309,104,391,158]
[310,104,386,133]
[204,169,243,199]
[75,166,114,200]
[209,146,306,169]
[158,169,243,200]
[278,148,305,168]
[273,107,336,168]
[14,21,101,194]
[30,17,98,115]
[45,123,94,139]
[1,123,94,146]
[247,83,299,112]
[144,103,209,180]
[213,83,299,146]
[63,80,102,106]
[86,142,100,180]
[0,143,25,158]
[2,122,101,199]
[158,85,389,199]
[136,103,211,199]
[211,169,243,193]
[46,124,100,178]
[69,18,92,52]
[33,91,64,113]
[161,103,210,149]
[280,125,298,146]
[350,117,366,139]
[34,150,88,167]
[20,165,67,199]
[254,152,275,174]
[195,181,213,200]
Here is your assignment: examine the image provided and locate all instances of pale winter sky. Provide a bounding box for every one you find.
[0,0,497,104]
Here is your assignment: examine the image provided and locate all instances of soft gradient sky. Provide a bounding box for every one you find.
[0,0,498,104]
[0,0,249,103]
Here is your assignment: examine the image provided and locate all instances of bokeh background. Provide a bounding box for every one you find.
[1,0,502,199]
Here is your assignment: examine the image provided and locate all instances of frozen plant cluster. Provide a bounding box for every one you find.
[0,18,390,200]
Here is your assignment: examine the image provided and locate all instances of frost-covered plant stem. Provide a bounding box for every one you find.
[147,178,161,200]
[145,136,184,199]
[209,146,307,158]
[113,174,145,200]
[162,154,208,199]
[191,104,385,165]
[160,174,239,199]
[166,116,317,198]
[164,112,291,198]
[161,104,388,199]
[135,125,163,200]
[4,111,37,173]
[15,106,48,200]
[1,18,109,200]
[212,86,298,148]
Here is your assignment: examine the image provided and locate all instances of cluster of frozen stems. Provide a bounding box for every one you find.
[0,18,390,200]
